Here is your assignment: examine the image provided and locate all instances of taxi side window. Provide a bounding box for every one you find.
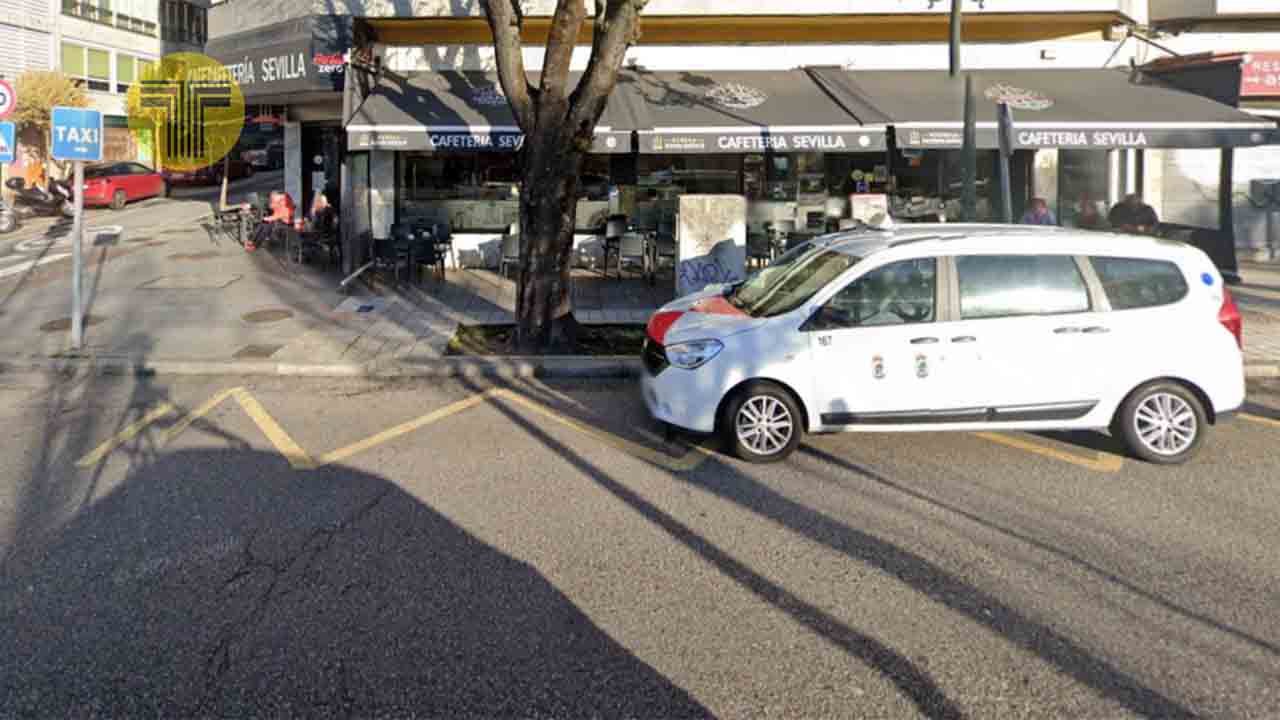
[817,258,937,329]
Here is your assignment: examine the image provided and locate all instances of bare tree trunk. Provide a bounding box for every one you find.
[514,132,585,351]
[482,0,647,352]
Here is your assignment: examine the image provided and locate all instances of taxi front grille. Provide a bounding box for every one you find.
[642,339,667,376]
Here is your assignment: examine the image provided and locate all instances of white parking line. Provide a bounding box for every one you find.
[0,253,72,278]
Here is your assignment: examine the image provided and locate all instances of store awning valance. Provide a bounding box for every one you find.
[619,69,887,154]
[346,71,636,153]
[807,67,1279,150]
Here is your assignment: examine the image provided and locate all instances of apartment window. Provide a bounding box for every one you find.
[62,0,158,36]
[116,55,154,94]
[62,43,110,93]
[161,0,208,46]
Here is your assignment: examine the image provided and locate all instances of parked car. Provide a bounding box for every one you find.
[241,141,284,170]
[80,162,167,210]
[164,157,255,186]
[642,224,1245,465]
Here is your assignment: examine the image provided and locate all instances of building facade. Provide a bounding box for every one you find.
[53,0,210,164]
[204,0,1280,272]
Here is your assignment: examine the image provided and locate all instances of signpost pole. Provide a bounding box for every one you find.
[996,102,1014,224]
[71,160,84,350]
[961,75,978,222]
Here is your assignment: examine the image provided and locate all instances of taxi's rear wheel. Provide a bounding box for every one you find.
[1115,381,1206,465]
[722,381,802,463]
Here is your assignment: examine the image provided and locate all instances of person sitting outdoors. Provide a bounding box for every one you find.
[1108,193,1159,235]
[249,191,295,250]
[1020,197,1057,226]
[307,191,338,235]
[1075,193,1107,230]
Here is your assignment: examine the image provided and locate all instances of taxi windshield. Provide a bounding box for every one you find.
[727,243,860,318]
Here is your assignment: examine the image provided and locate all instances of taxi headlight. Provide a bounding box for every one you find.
[666,339,723,369]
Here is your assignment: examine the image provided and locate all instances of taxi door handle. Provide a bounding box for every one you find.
[1082,326,1111,334]
[1054,326,1081,334]
[951,336,976,343]
[910,337,939,345]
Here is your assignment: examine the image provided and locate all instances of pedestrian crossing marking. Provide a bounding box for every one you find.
[76,386,713,473]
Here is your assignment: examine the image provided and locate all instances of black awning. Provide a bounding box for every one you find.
[808,67,1278,150]
[346,71,635,154]
[206,16,349,97]
[620,69,886,154]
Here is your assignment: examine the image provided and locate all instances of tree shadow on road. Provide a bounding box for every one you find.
[0,446,710,718]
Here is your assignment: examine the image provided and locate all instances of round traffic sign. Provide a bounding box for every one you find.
[0,79,14,119]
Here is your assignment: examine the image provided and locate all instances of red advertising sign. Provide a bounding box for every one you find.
[1242,52,1280,97]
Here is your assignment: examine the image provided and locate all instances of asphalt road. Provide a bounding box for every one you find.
[1,371,1277,717]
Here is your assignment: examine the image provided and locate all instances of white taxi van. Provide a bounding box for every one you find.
[641,224,1245,464]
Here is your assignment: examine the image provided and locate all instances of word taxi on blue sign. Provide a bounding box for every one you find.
[50,106,103,162]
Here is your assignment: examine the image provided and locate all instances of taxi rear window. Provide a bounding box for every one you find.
[1089,256,1189,310]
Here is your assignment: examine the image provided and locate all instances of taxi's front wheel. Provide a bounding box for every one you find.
[722,381,803,463]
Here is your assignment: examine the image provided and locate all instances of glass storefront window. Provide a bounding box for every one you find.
[1058,150,1110,228]
[638,155,741,196]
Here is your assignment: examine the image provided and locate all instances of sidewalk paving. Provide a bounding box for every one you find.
[0,220,1278,379]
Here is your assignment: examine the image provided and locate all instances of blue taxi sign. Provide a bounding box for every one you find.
[51,106,103,162]
[0,121,14,164]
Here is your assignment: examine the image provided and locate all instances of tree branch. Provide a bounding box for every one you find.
[480,0,535,131]
[540,0,586,106]
[569,0,646,133]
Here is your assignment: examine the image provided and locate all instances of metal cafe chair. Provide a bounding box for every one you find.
[615,232,649,281]
[432,221,454,273]
[601,214,628,279]
[500,222,522,278]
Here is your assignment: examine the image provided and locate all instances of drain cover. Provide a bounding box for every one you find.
[40,315,104,332]
[242,308,293,324]
[233,343,283,359]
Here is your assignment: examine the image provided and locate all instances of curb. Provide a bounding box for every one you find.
[0,355,643,380]
[1,354,1273,381]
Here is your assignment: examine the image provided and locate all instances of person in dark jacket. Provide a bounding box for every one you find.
[1108,194,1159,234]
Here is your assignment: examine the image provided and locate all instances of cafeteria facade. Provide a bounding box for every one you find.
[205,2,1280,279]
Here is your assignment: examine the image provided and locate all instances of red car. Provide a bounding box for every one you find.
[81,162,168,210]
[164,158,255,187]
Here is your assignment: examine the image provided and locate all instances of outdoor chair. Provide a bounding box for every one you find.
[601,215,629,279]
[614,232,649,281]
[432,222,454,272]
[500,223,522,278]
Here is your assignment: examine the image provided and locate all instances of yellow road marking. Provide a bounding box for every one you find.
[77,385,709,474]
[315,390,499,467]
[493,389,714,473]
[75,403,178,467]
[1240,412,1280,429]
[231,389,317,470]
[973,432,1124,473]
[160,387,240,445]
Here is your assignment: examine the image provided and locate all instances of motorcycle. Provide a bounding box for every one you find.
[0,197,17,234]
[3,177,75,219]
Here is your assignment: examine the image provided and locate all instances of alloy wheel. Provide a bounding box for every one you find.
[735,396,794,457]
[1132,392,1198,457]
